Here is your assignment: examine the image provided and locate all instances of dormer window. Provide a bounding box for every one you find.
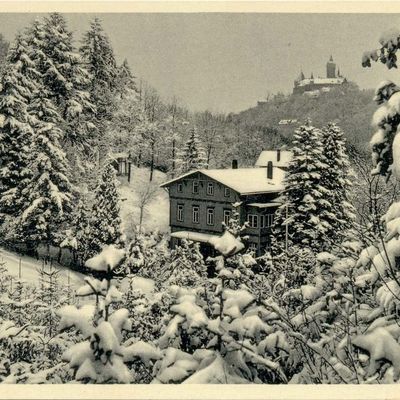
[192,180,199,194]
[207,182,214,196]
[177,183,183,193]
[224,188,230,197]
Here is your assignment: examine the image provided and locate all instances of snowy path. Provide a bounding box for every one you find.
[0,247,85,288]
[119,166,169,238]
[0,247,155,297]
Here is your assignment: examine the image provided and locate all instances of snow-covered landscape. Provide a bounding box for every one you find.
[2,9,400,389]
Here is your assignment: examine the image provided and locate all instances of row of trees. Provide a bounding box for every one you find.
[0,14,135,255]
[0,13,227,256]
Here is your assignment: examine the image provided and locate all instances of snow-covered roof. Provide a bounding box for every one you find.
[255,150,293,168]
[161,167,286,195]
[278,119,298,125]
[171,231,218,243]
[110,152,129,159]
[247,202,280,208]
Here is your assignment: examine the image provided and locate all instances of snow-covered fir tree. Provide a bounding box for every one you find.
[0,34,37,221]
[89,159,123,257]
[320,122,356,240]
[10,86,74,249]
[80,17,118,122]
[272,121,331,253]
[41,13,95,146]
[177,127,208,174]
[59,246,135,383]
[115,59,137,99]
[162,240,208,289]
[61,193,92,266]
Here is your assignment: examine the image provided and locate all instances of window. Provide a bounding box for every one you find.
[247,214,259,228]
[192,180,199,194]
[207,208,215,226]
[192,206,200,224]
[265,214,274,227]
[224,187,230,197]
[177,183,183,193]
[249,243,257,252]
[177,204,184,222]
[223,210,231,226]
[260,214,273,228]
[207,182,214,196]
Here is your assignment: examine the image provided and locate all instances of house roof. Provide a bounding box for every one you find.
[255,150,293,168]
[171,231,217,243]
[110,152,129,159]
[161,167,286,195]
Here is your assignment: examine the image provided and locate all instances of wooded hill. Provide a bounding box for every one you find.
[222,82,375,166]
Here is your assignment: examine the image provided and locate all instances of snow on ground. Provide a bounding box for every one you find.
[0,247,85,289]
[120,276,155,297]
[119,167,170,238]
[0,246,156,298]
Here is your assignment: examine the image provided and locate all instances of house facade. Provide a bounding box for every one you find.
[161,152,291,256]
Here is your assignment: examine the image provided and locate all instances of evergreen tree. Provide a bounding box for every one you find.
[320,122,356,239]
[272,121,330,253]
[11,87,74,248]
[80,17,118,122]
[61,194,92,266]
[42,13,95,145]
[177,127,208,174]
[162,240,207,289]
[0,34,37,220]
[115,59,137,98]
[89,159,123,256]
[0,33,9,77]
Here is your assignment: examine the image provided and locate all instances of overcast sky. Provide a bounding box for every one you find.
[1,13,400,113]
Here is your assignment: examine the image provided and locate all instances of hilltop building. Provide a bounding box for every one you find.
[293,56,347,96]
[161,150,293,256]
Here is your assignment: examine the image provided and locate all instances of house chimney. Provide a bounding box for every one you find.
[232,159,238,169]
[277,149,281,162]
[267,161,273,179]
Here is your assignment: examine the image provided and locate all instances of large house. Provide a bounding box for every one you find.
[160,150,292,256]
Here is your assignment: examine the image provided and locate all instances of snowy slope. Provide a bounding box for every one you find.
[119,167,169,238]
[0,247,85,288]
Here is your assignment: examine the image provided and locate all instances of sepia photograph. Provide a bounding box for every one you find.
[0,1,400,395]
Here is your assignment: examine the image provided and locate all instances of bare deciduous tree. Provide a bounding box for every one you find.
[136,182,158,231]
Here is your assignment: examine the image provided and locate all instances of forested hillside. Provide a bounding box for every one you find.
[229,83,375,156]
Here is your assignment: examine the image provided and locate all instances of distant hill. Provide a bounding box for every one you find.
[223,82,376,164]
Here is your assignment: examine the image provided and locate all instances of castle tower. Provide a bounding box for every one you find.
[326,55,336,78]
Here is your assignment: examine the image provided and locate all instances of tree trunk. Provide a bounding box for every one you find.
[172,139,176,174]
[207,145,212,167]
[150,141,155,182]
[139,207,144,232]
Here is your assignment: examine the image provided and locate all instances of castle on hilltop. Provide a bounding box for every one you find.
[293,55,347,96]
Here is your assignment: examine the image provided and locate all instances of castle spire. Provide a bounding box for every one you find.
[310,72,314,79]
[329,54,333,62]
